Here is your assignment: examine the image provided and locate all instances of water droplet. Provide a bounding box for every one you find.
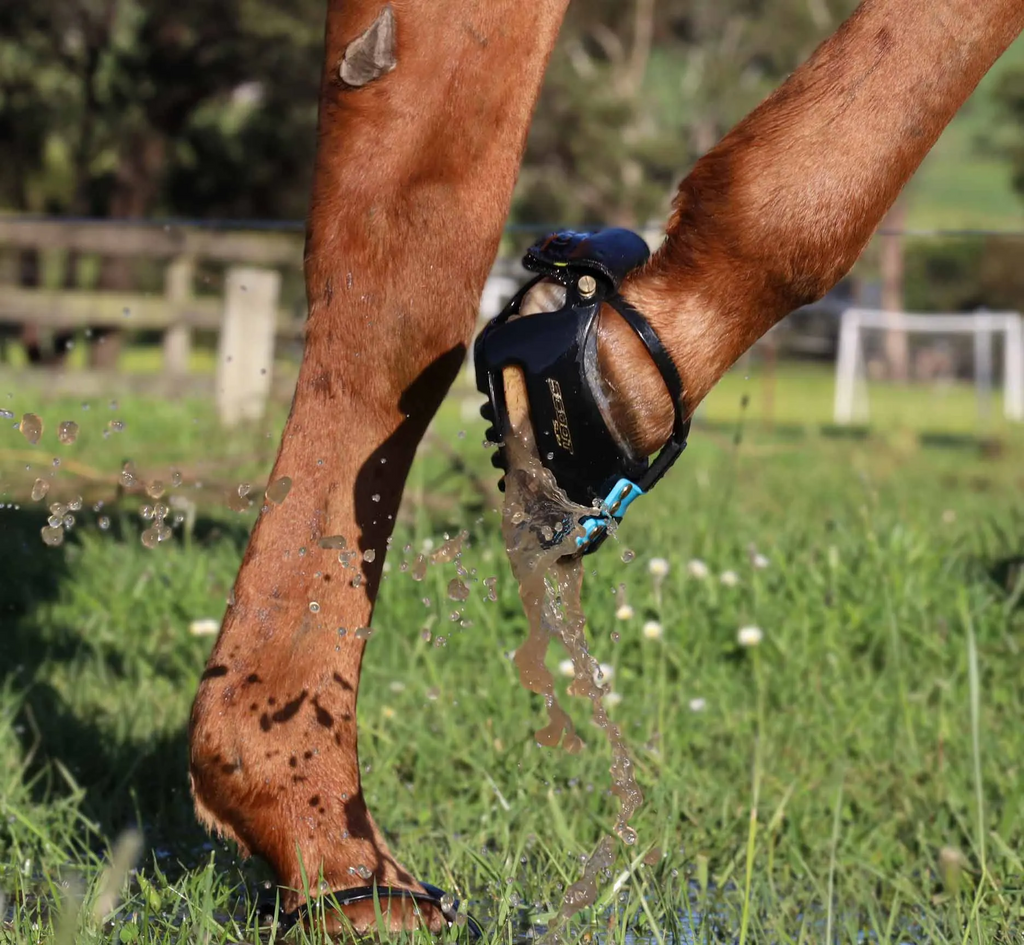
[616,825,637,845]
[0,409,13,419]
[40,526,63,547]
[146,480,165,500]
[19,413,42,445]
[371,493,381,503]
[266,476,292,505]
[31,479,49,502]
[621,549,636,563]
[483,576,498,602]
[68,496,82,512]
[411,555,428,582]
[98,516,111,531]
[120,462,137,488]
[354,626,372,639]
[108,419,125,433]
[57,420,79,445]
[447,578,470,602]
[318,535,346,550]
[140,524,172,548]
[170,468,183,487]
[228,483,253,513]
[309,601,320,613]
[362,549,376,563]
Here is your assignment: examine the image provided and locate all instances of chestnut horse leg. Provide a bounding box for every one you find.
[189,0,568,930]
[597,0,1024,455]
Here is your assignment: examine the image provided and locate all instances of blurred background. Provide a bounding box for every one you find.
[2,0,1024,437]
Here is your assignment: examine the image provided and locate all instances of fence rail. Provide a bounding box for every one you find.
[0,217,534,426]
[0,219,311,425]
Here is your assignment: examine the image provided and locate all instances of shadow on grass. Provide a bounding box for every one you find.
[1,504,254,867]
[989,554,1024,611]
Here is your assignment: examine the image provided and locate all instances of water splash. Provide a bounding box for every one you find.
[265,476,292,505]
[57,420,79,445]
[19,413,42,445]
[500,428,645,934]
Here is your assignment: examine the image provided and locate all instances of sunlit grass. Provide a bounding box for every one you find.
[1,368,1023,942]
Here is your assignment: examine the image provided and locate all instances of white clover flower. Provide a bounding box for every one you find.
[594,662,615,683]
[389,680,406,693]
[687,559,710,579]
[615,603,635,621]
[648,557,670,578]
[751,553,770,570]
[420,537,435,553]
[189,617,220,636]
[737,625,763,647]
[719,570,740,587]
[642,620,663,641]
[604,692,623,708]
[558,659,575,678]
[688,697,706,712]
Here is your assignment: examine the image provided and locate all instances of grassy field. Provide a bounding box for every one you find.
[1,363,1024,944]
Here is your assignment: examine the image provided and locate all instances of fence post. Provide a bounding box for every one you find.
[833,309,861,424]
[216,266,280,427]
[1005,314,1024,422]
[163,256,194,377]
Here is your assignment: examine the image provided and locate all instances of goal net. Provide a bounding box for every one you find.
[833,308,1024,425]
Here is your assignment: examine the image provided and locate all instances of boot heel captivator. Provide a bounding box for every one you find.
[474,228,690,556]
[272,881,484,937]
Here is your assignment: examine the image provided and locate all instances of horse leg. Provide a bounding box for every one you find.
[189,0,568,930]
[593,0,1024,455]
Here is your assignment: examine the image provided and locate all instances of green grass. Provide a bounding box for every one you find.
[2,364,1024,943]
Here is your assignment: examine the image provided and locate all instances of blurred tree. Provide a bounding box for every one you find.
[1,0,871,233]
[0,0,322,223]
[513,0,858,228]
[990,66,1024,198]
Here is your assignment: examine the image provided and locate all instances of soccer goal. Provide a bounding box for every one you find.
[833,308,1024,424]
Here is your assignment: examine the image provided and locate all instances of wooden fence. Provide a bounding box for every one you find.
[0,218,311,426]
[0,217,538,426]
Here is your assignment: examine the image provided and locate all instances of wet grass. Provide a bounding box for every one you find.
[2,366,1024,944]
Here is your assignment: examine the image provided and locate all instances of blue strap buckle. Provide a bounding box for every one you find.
[575,478,645,551]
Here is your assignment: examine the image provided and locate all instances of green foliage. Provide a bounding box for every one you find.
[903,235,1024,313]
[0,0,323,221]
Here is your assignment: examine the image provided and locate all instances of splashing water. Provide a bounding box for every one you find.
[57,420,79,445]
[500,428,644,933]
[19,413,43,445]
[265,475,292,505]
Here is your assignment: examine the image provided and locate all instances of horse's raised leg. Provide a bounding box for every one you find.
[595,0,1024,455]
[189,0,568,929]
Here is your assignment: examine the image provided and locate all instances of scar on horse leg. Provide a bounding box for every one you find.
[189,0,570,931]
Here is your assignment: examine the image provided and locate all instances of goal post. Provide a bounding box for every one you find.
[833,308,1024,425]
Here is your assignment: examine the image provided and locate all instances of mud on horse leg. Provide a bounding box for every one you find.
[188,0,568,932]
